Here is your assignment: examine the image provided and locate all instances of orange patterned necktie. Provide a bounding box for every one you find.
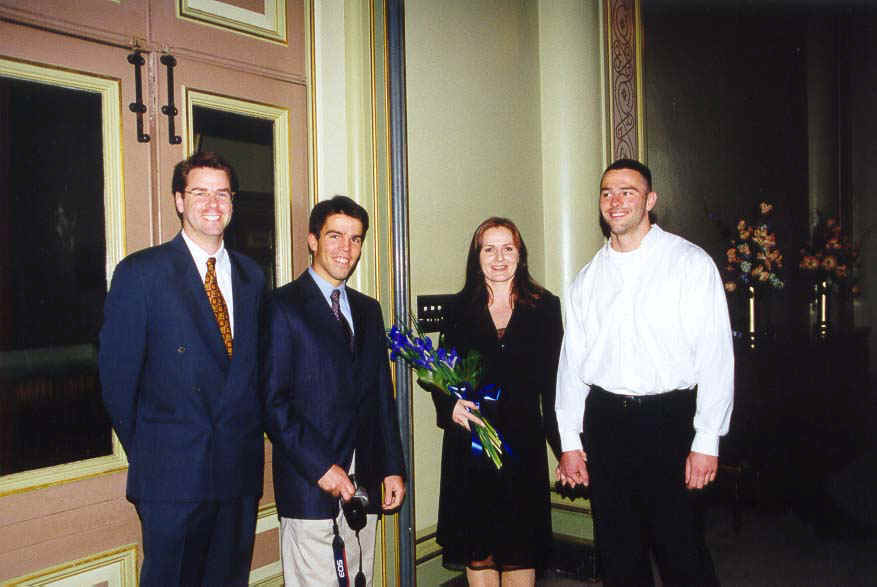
[205,257,233,357]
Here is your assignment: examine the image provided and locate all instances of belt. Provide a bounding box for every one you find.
[589,385,692,408]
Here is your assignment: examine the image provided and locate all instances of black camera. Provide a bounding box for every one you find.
[342,476,369,532]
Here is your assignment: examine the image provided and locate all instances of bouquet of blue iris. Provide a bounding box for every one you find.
[386,322,506,469]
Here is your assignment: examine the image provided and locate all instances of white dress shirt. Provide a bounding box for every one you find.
[555,224,734,456]
[180,230,235,336]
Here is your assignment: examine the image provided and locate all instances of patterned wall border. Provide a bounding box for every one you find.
[604,0,645,162]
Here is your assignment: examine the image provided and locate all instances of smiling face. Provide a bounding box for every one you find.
[307,213,364,287]
[479,226,519,287]
[174,167,233,254]
[599,167,657,249]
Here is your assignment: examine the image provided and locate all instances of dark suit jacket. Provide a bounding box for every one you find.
[261,270,405,519]
[99,233,265,503]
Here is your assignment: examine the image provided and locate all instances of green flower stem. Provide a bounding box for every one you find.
[410,358,504,469]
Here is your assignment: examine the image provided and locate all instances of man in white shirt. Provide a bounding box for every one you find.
[555,159,733,586]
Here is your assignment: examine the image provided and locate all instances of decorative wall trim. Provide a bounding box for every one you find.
[249,562,283,586]
[305,0,318,207]
[179,0,288,43]
[0,6,133,49]
[6,544,137,586]
[256,503,279,533]
[604,0,645,162]
[414,525,441,565]
[0,56,128,497]
[183,88,293,287]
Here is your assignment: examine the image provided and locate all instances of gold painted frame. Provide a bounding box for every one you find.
[179,0,288,43]
[0,56,128,497]
[183,89,294,286]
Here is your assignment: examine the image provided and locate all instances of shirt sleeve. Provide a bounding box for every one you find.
[682,251,735,456]
[555,272,590,453]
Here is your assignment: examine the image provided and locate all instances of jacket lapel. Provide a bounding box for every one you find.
[229,252,256,368]
[170,234,231,368]
[349,289,367,357]
[301,271,355,354]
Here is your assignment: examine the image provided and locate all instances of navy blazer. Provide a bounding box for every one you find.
[261,270,405,519]
[99,233,265,503]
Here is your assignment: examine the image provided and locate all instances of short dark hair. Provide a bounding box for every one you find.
[172,151,239,194]
[308,195,370,239]
[603,158,653,192]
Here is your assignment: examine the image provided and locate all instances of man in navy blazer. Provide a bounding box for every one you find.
[262,195,405,585]
[99,152,265,586]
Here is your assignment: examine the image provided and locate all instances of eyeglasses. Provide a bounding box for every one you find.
[185,188,234,202]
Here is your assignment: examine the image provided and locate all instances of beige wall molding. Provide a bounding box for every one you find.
[604,0,644,162]
[5,544,137,587]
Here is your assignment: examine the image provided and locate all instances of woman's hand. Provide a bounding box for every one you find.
[452,399,485,432]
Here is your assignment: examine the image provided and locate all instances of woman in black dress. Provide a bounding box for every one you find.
[433,217,563,587]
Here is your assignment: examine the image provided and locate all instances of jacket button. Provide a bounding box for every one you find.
[177,345,186,353]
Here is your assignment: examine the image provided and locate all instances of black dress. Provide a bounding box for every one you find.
[432,292,563,570]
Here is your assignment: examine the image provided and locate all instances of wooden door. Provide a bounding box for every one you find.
[0,1,307,582]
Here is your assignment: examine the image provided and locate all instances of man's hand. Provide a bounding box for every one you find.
[685,451,718,490]
[556,449,589,487]
[317,464,356,502]
[382,475,406,511]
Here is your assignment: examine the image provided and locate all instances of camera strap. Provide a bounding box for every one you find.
[331,519,350,587]
[333,508,366,587]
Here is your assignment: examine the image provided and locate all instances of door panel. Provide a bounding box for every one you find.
[155,56,309,280]
[0,21,155,255]
[0,3,308,580]
[0,21,146,580]
[0,23,154,496]
[0,0,148,46]
[151,0,305,82]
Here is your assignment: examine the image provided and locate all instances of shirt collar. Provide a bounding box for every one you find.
[180,229,228,268]
[606,223,662,259]
[307,266,347,305]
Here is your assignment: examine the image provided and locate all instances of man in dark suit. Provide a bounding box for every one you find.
[99,152,265,586]
[262,195,405,585]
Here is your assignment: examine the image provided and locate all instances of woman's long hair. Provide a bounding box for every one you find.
[458,217,545,318]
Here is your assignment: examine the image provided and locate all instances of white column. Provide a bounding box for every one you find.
[538,0,607,296]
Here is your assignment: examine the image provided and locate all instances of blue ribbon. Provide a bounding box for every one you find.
[448,382,512,461]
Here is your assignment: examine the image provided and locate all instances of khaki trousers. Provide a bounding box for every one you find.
[280,511,378,586]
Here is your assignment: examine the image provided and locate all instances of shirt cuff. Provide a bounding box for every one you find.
[690,431,719,457]
[559,429,583,453]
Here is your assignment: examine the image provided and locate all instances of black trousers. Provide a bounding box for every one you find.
[584,386,718,587]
